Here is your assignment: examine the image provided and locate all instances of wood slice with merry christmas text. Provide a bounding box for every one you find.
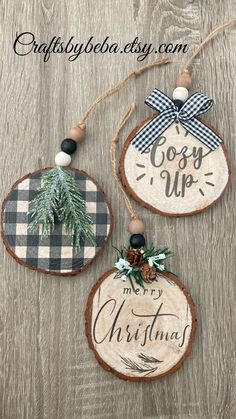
[120,116,231,216]
[85,269,196,381]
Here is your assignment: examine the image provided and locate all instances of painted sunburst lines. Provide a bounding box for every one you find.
[199,172,215,196]
[135,131,216,195]
[136,163,215,196]
[136,163,154,185]
[136,173,146,181]
[175,125,189,137]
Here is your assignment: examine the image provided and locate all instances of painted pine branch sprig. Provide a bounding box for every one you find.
[120,353,163,376]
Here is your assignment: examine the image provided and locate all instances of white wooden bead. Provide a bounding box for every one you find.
[172,87,189,102]
[55,151,71,167]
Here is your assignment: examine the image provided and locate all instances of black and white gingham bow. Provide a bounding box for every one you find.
[132,89,222,153]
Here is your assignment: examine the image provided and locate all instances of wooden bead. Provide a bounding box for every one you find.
[68,125,86,142]
[130,234,146,248]
[173,99,184,110]
[61,138,77,155]
[55,151,71,167]
[128,219,145,234]
[172,87,188,102]
[176,71,192,89]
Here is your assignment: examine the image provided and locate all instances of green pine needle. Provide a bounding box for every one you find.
[114,244,175,290]
[28,166,96,252]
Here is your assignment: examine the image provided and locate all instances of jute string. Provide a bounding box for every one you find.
[79,58,170,124]
[183,17,236,72]
[77,59,170,219]
[110,104,137,219]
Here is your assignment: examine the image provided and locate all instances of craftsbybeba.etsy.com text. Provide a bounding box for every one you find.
[13,32,189,62]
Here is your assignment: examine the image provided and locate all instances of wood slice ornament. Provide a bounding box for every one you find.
[1,167,112,276]
[0,60,170,277]
[120,89,231,216]
[85,268,196,381]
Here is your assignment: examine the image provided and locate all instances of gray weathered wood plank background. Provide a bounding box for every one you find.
[0,0,236,418]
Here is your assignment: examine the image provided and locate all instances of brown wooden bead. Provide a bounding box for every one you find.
[176,71,192,89]
[68,125,86,142]
[128,218,145,234]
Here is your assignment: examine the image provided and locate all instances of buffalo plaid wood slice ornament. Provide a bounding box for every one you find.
[1,60,170,277]
[120,89,231,216]
[85,269,196,382]
[1,168,112,276]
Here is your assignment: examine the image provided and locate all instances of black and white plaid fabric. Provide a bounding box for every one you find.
[2,169,111,275]
[132,89,222,153]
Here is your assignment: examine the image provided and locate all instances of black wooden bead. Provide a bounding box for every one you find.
[129,234,146,248]
[61,138,77,155]
[173,99,184,110]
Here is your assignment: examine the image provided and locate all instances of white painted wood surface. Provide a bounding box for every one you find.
[86,270,196,381]
[121,120,230,215]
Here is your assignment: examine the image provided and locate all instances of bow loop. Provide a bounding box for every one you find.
[131,89,222,153]
[145,88,176,113]
[179,92,214,120]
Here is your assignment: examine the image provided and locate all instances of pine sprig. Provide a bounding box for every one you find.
[129,268,144,289]
[114,244,175,289]
[120,356,158,376]
[28,168,60,235]
[137,353,163,364]
[28,167,96,251]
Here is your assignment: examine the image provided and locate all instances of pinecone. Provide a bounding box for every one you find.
[140,261,157,283]
[126,249,143,267]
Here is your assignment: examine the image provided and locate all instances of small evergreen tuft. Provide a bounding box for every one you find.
[28,167,96,251]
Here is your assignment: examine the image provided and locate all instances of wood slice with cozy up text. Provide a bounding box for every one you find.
[85,269,196,381]
[1,167,112,276]
[120,117,231,216]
